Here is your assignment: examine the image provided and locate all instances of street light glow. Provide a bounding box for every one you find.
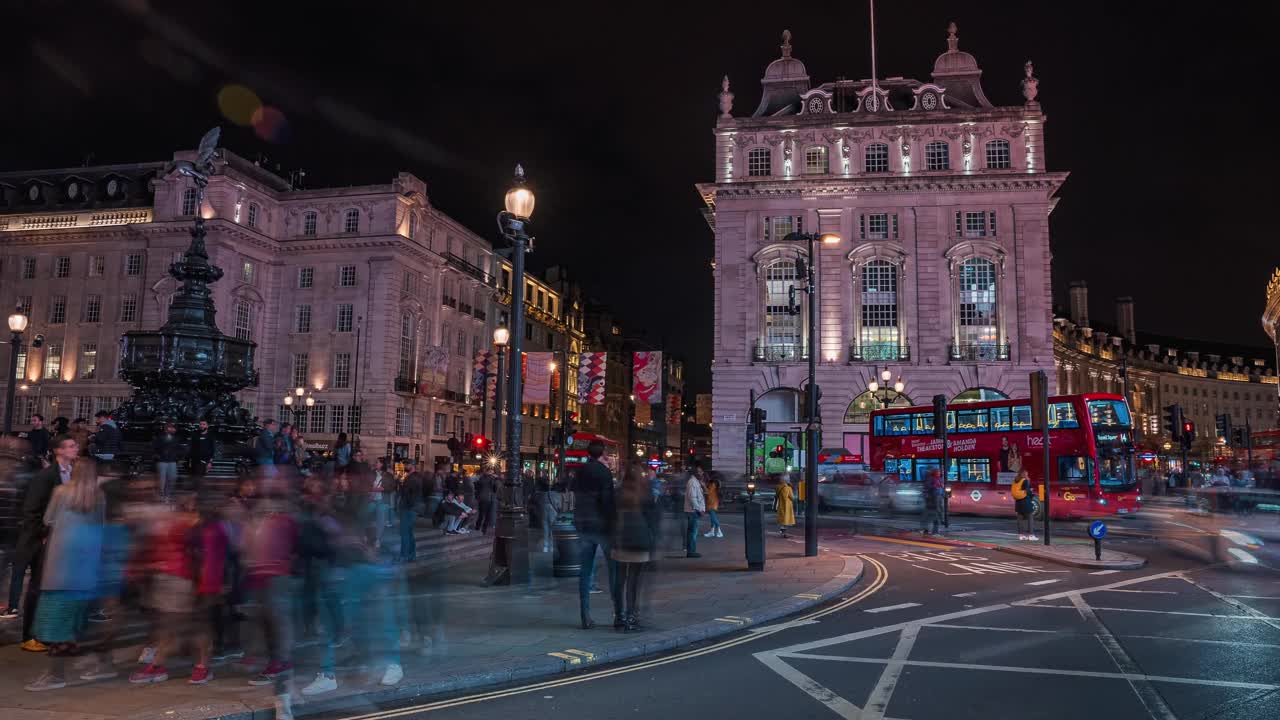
[503,165,536,219]
[493,326,510,346]
[868,380,879,393]
[881,368,892,383]
[819,233,841,244]
[8,310,28,333]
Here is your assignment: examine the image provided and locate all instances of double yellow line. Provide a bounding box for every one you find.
[342,557,888,718]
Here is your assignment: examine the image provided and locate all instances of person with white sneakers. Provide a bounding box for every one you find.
[701,469,723,539]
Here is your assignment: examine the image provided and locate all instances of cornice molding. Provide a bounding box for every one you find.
[708,172,1068,199]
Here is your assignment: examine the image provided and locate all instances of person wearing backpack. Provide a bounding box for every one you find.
[1011,468,1038,541]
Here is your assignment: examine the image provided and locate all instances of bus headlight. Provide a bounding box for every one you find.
[1098,498,1108,506]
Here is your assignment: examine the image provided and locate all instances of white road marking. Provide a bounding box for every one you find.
[952,592,977,597]
[1229,595,1280,600]
[748,619,819,634]
[1099,589,1178,595]
[863,625,920,720]
[864,602,922,614]
[1069,591,1178,720]
[754,652,865,720]
[1178,575,1280,632]
[927,623,1056,634]
[1025,579,1063,586]
[1228,548,1260,564]
[1090,570,1121,575]
[774,653,1280,692]
[1028,605,1280,621]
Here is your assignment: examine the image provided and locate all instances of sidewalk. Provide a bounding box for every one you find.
[0,516,861,720]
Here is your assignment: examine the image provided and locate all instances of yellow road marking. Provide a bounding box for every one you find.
[546,652,580,664]
[715,616,748,624]
[342,557,889,718]
[860,534,955,549]
[564,649,595,660]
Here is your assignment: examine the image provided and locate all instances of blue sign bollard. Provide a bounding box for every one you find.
[1089,521,1107,561]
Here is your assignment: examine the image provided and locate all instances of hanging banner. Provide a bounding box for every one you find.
[418,345,449,395]
[634,401,652,425]
[632,351,662,404]
[668,392,682,426]
[578,352,607,405]
[523,352,554,405]
[469,350,493,404]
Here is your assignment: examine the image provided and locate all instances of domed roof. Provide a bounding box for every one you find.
[932,22,981,76]
[763,29,809,81]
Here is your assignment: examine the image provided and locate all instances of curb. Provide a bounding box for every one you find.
[891,531,1147,570]
[188,552,865,720]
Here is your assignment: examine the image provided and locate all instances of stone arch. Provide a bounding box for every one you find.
[843,389,914,424]
[952,386,1009,403]
[754,386,803,424]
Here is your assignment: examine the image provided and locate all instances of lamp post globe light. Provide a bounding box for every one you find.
[485,165,535,586]
[492,326,509,457]
[4,308,30,434]
[867,368,906,409]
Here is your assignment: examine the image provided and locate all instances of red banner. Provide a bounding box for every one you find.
[632,351,662,404]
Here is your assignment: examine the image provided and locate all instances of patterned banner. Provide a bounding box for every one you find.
[668,392,682,425]
[578,352,607,405]
[418,345,449,395]
[523,352,554,405]
[469,350,493,404]
[632,351,662,404]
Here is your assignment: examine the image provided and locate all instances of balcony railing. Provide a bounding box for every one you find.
[442,295,457,309]
[753,342,808,362]
[459,302,473,315]
[948,343,1011,361]
[394,376,417,393]
[473,307,487,321]
[849,343,911,362]
[443,252,493,285]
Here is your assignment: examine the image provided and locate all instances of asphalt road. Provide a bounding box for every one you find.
[320,504,1280,720]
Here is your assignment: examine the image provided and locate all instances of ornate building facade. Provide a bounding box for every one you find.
[700,24,1062,472]
[1265,268,1280,395]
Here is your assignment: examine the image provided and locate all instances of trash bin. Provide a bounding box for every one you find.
[552,516,582,577]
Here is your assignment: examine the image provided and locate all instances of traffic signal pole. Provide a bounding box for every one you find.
[804,232,818,559]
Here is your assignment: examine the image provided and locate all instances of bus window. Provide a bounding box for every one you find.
[1048,402,1079,429]
[956,458,992,483]
[1056,456,1093,485]
[955,408,989,433]
[881,414,910,435]
[915,458,956,482]
[1011,405,1033,430]
[991,406,1011,431]
[1087,399,1132,428]
[912,412,934,435]
[885,458,914,482]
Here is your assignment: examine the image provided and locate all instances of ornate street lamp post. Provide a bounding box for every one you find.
[867,368,906,409]
[492,326,509,455]
[4,309,29,434]
[485,166,535,586]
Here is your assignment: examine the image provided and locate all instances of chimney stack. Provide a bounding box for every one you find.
[1115,296,1136,344]
[1069,281,1089,327]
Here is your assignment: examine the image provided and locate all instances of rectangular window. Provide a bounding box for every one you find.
[433,412,447,435]
[762,215,803,243]
[925,142,950,171]
[873,413,911,437]
[44,344,62,379]
[956,458,992,484]
[235,302,252,340]
[303,212,318,236]
[14,348,26,379]
[1011,405,1033,430]
[83,294,101,323]
[76,396,93,419]
[964,211,987,238]
[291,353,309,388]
[399,314,416,379]
[990,406,1011,431]
[126,253,143,276]
[864,143,889,173]
[247,203,259,228]
[454,415,465,437]
[54,256,71,278]
[1048,402,1080,429]
[395,407,411,436]
[242,260,254,284]
[95,396,115,414]
[804,146,827,174]
[866,213,888,240]
[21,257,36,279]
[1056,456,1094,486]
[49,296,66,324]
[456,330,466,356]
[986,140,1011,169]
[339,265,357,287]
[333,352,351,388]
[336,304,354,332]
[349,405,361,434]
[747,148,771,177]
[298,267,314,288]
[989,211,997,237]
[120,294,138,322]
[295,304,312,333]
[88,255,104,277]
[330,405,346,434]
[344,209,359,233]
[954,408,989,433]
[309,404,327,434]
[182,189,199,216]
[79,343,97,379]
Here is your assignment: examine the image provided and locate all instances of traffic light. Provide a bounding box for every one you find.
[563,412,579,445]
[932,394,948,439]
[1215,414,1232,443]
[803,383,823,422]
[472,435,488,452]
[787,286,800,316]
[769,444,785,458]
[1233,426,1250,447]
[751,407,767,436]
[1181,420,1195,451]
[1163,404,1183,440]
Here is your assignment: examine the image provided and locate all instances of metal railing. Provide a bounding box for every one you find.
[443,252,492,285]
[752,342,808,362]
[442,295,457,309]
[849,343,911,362]
[948,343,1011,361]
[394,377,417,393]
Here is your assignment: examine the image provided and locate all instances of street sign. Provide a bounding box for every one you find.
[1089,521,1107,539]
[969,489,982,502]
[1139,452,1157,461]
[565,435,575,446]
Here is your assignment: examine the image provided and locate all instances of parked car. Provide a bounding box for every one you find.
[817,472,890,512]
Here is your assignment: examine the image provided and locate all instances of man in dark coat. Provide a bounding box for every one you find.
[189,419,217,484]
[25,414,50,464]
[571,440,619,629]
[398,461,424,562]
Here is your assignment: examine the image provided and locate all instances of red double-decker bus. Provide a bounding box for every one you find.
[868,393,1141,519]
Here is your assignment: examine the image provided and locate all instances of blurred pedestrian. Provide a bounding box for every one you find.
[684,469,705,558]
[27,414,50,463]
[441,489,474,534]
[920,468,944,536]
[68,419,91,457]
[371,458,392,551]
[475,471,497,535]
[129,493,199,684]
[572,440,619,629]
[24,458,106,691]
[1012,468,1036,541]
[333,432,352,473]
[612,462,658,633]
[152,422,182,502]
[9,435,79,646]
[89,411,121,462]
[189,419,216,489]
[775,474,796,538]
[274,423,295,467]
[537,477,556,551]
[241,476,299,713]
[398,461,423,561]
[702,471,723,539]
[254,419,277,467]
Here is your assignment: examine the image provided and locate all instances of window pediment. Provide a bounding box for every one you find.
[753,242,808,272]
[848,241,907,267]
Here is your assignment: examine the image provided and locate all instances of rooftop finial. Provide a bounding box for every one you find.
[514,163,526,181]
[781,29,793,58]
[946,21,959,53]
[1021,60,1039,105]
[718,75,735,118]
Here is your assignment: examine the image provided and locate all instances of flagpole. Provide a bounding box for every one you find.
[869,0,879,96]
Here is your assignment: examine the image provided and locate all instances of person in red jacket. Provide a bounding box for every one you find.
[129,496,199,685]
[188,497,231,684]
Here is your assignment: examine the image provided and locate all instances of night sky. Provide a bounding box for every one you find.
[6,1,1277,394]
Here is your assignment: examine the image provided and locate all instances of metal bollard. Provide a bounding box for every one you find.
[744,500,765,571]
[551,517,582,577]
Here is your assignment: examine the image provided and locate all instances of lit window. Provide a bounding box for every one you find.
[986,139,1011,169]
[80,343,97,379]
[76,397,92,419]
[234,301,252,340]
[330,405,346,433]
[957,211,991,238]
[759,258,804,360]
[247,202,259,228]
[242,260,254,284]
[14,348,25,379]
[120,295,138,322]
[408,211,418,240]
[295,304,312,333]
[763,215,802,242]
[859,261,900,359]
[395,407,411,436]
[956,258,999,355]
[298,267,314,288]
[336,304,354,332]
[309,404,327,434]
[864,143,889,173]
[433,413,447,435]
[291,353,309,387]
[126,254,143,276]
[339,265,357,287]
[49,296,66,324]
[344,208,359,233]
[21,257,36,279]
[83,294,102,323]
[181,188,198,216]
[88,255,104,277]
[44,344,62,379]
[55,256,71,278]
[804,146,827,174]
[333,352,351,388]
[303,211,317,236]
[925,141,950,171]
[865,213,889,240]
[747,147,771,177]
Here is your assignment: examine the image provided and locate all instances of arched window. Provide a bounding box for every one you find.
[804,146,827,175]
[344,208,359,233]
[757,258,804,361]
[303,211,318,236]
[953,387,1009,403]
[181,188,198,217]
[986,139,1011,169]
[747,147,772,177]
[925,141,950,171]
[844,389,913,424]
[954,258,1003,360]
[857,261,902,360]
[864,143,889,173]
